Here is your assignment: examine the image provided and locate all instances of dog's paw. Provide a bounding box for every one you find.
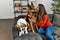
[19,32,22,36]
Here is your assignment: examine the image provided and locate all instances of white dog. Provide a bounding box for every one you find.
[16,18,28,36]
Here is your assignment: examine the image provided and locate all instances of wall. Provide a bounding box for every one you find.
[0,0,14,19]
[35,0,53,14]
[0,0,53,19]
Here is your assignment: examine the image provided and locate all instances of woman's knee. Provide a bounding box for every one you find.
[46,26,54,34]
[38,28,45,34]
[46,33,54,40]
[46,33,51,37]
[47,26,54,31]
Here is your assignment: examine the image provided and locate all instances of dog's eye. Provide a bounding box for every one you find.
[22,28,25,30]
[24,25,26,27]
[34,14,37,17]
[19,30,21,32]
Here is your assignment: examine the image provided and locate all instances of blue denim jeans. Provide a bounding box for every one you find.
[38,26,54,40]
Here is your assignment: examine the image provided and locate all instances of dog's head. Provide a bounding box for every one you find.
[16,18,27,28]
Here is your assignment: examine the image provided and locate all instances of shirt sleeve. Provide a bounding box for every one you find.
[35,15,48,27]
[40,15,48,27]
[35,22,41,27]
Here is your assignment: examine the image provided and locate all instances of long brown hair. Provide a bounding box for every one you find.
[37,4,47,22]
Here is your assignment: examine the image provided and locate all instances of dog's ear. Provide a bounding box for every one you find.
[15,24,20,30]
[16,24,20,28]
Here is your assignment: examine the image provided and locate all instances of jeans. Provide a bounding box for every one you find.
[38,26,54,40]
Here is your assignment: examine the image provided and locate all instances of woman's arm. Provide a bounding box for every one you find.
[40,15,48,27]
[35,15,48,27]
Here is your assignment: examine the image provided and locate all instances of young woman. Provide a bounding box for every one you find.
[32,4,54,40]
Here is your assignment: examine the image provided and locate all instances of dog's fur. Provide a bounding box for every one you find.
[27,12,38,33]
[16,18,28,36]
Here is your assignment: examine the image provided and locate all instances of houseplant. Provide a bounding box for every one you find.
[52,0,60,14]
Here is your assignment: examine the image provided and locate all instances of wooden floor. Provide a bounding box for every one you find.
[0,19,14,40]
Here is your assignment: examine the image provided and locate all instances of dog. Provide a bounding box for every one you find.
[27,12,38,33]
[16,18,28,36]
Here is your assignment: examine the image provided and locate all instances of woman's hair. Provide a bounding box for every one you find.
[38,4,47,16]
[37,4,47,22]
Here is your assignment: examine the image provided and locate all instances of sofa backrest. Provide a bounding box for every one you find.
[53,14,60,27]
[48,14,54,22]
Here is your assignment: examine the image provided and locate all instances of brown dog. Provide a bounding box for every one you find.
[28,12,38,33]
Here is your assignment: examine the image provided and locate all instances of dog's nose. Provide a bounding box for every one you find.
[22,28,25,31]
[19,30,21,32]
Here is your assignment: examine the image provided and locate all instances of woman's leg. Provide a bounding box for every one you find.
[38,27,45,35]
[46,26,54,40]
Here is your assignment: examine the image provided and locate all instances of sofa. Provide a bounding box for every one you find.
[12,14,60,40]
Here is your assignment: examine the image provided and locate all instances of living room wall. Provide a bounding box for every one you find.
[0,0,14,19]
[35,0,53,14]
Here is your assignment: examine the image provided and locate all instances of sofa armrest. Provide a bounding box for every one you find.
[48,14,54,22]
[12,25,19,39]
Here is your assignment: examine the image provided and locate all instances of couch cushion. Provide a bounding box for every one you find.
[54,26,60,36]
[15,32,42,40]
[54,26,60,40]
[53,14,60,26]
